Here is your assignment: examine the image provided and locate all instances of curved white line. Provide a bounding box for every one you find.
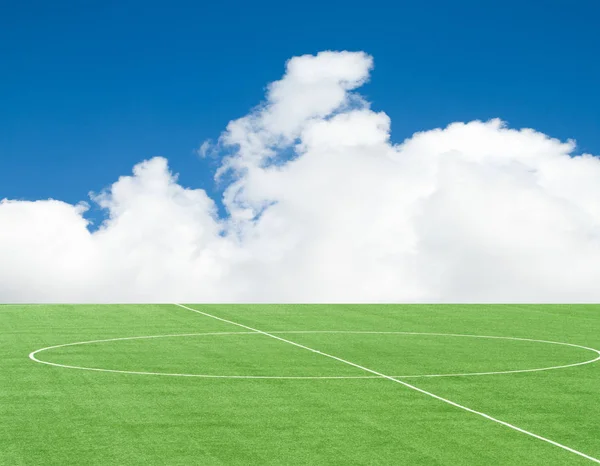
[276,331,600,378]
[174,304,600,464]
[29,331,600,379]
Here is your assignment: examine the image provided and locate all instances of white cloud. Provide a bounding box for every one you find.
[197,140,213,158]
[2,50,600,302]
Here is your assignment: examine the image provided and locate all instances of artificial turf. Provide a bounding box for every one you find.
[1,304,599,465]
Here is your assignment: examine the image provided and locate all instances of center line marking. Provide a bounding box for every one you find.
[174,303,600,464]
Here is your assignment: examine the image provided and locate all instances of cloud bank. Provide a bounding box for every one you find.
[2,51,600,303]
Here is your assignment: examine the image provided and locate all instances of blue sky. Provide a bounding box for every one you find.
[1,0,599,220]
[3,1,600,302]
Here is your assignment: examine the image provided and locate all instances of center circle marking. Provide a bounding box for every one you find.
[28,331,600,379]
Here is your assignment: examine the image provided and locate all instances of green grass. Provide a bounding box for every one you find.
[1,304,599,465]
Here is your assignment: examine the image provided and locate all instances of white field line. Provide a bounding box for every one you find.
[29,331,600,380]
[276,331,600,378]
[174,303,600,464]
[28,332,260,378]
[28,331,371,379]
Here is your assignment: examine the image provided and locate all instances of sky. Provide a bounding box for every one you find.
[1,0,600,302]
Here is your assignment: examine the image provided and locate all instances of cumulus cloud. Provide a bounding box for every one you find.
[2,50,600,302]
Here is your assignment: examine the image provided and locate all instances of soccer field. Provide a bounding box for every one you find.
[1,304,599,465]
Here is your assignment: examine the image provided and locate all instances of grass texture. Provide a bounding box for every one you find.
[1,304,599,465]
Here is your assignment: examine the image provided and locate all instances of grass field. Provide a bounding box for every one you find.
[1,304,599,465]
